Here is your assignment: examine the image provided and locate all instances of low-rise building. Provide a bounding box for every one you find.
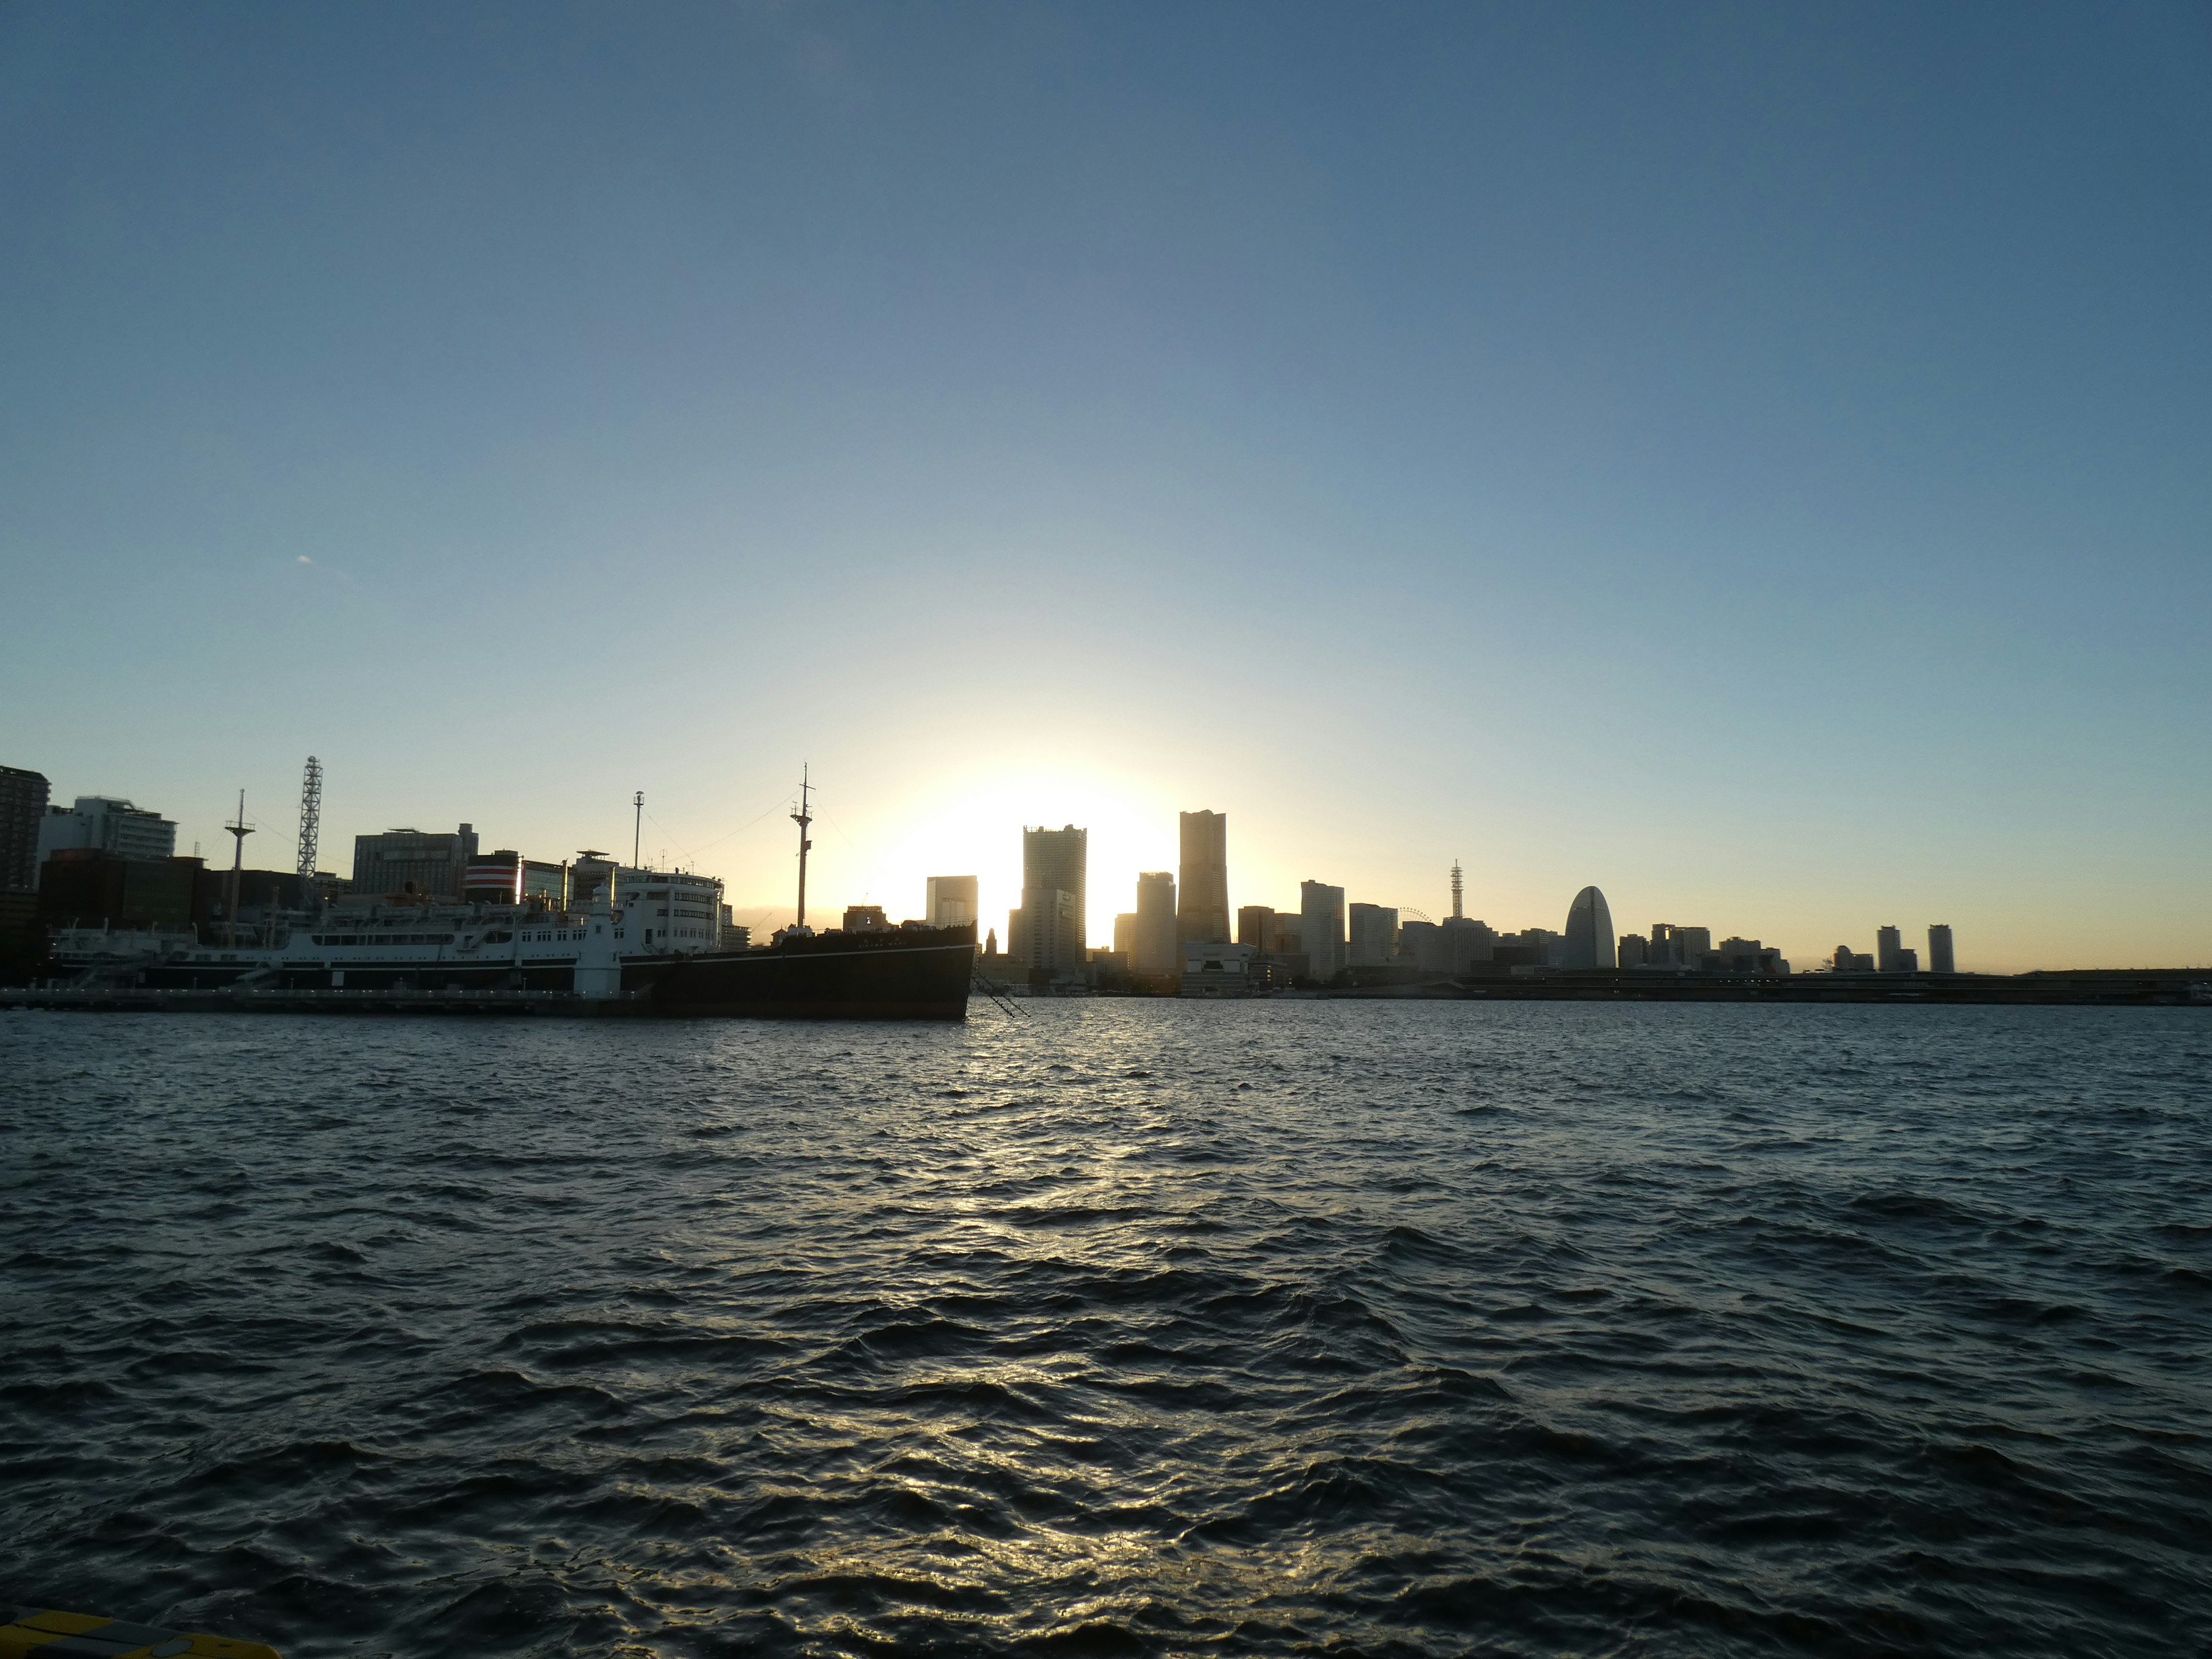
[39,796,177,865]
[1179,940,1258,997]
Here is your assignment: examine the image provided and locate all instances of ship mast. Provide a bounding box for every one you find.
[790,765,814,929]
[224,791,254,948]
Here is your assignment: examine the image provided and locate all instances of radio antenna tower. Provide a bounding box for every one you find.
[1450,859,1464,921]
[297,756,322,885]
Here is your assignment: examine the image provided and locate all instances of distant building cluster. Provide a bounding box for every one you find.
[971,804,1966,996]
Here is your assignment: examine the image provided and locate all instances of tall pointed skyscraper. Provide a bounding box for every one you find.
[1176,810,1229,944]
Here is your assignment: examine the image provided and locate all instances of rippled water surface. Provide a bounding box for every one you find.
[3,1002,2209,1656]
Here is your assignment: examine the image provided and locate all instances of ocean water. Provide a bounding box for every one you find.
[2,1001,2207,1658]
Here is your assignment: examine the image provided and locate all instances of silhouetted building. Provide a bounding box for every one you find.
[1177,810,1229,944]
[927,876,979,929]
[36,850,204,931]
[1179,940,1257,997]
[1010,888,1081,974]
[39,795,176,865]
[1928,924,1955,975]
[1399,919,1435,965]
[1237,904,1278,952]
[1894,947,1919,973]
[841,904,889,933]
[353,824,479,900]
[1,766,48,893]
[1649,923,1711,968]
[1563,887,1615,969]
[1876,924,1905,973]
[1134,871,1177,977]
[1113,913,1137,957]
[1710,936,1789,974]
[1436,916,1494,971]
[1347,903,1399,967]
[1300,880,1345,978]
[1618,933,1649,967]
[1831,945,1874,971]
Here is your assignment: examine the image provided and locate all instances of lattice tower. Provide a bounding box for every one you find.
[297,755,322,882]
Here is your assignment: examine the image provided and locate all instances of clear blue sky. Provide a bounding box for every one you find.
[4,2,2207,969]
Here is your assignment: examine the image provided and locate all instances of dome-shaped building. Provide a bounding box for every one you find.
[1563,885,1615,970]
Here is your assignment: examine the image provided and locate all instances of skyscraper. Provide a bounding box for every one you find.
[1017,825,1086,972]
[1927,924,1956,975]
[1134,871,1177,977]
[1113,912,1138,958]
[1563,887,1616,969]
[1300,880,1346,979]
[926,875,979,929]
[1176,810,1229,944]
[1876,924,1904,973]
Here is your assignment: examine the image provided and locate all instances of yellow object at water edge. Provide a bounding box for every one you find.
[0,1609,279,1659]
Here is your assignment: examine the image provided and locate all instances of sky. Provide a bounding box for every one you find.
[3,1,2207,971]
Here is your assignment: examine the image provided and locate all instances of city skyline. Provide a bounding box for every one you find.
[4,5,2207,974]
[3,751,2200,976]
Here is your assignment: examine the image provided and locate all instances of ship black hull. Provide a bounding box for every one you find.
[625,925,976,1019]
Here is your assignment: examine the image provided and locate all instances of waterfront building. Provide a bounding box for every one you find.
[353,824,479,901]
[1563,887,1615,969]
[1347,903,1400,967]
[1618,932,1649,968]
[718,903,750,951]
[1177,810,1230,944]
[1,766,49,893]
[1113,912,1137,957]
[1893,947,1919,974]
[39,795,177,865]
[1134,871,1177,977]
[1300,881,1346,978]
[1876,925,1905,973]
[843,904,890,933]
[521,859,569,908]
[1831,945,1876,971]
[1179,940,1257,997]
[1928,924,1956,975]
[927,875,979,929]
[1236,904,1278,953]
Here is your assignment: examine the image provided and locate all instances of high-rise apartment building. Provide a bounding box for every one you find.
[1927,924,1955,975]
[1876,924,1904,973]
[353,824,480,900]
[1176,810,1229,944]
[1113,912,1137,957]
[926,875,979,929]
[1,766,49,892]
[1347,903,1399,967]
[1017,825,1087,973]
[38,795,176,865]
[1300,880,1346,979]
[1134,871,1177,976]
